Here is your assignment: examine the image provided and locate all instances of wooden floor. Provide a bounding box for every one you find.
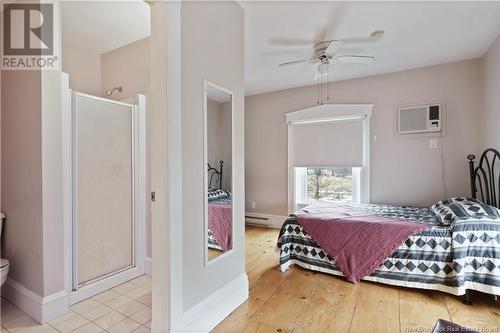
[208,248,223,260]
[214,226,500,333]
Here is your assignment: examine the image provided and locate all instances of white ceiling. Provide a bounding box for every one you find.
[242,1,500,96]
[61,1,150,55]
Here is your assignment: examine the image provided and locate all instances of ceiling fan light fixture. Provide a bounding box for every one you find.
[318,62,329,76]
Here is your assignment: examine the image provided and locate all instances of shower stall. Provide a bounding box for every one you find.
[68,91,147,303]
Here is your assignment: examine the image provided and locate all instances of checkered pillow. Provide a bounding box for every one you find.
[208,188,229,202]
[431,197,500,225]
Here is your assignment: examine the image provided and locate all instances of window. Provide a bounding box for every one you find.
[294,167,361,210]
[285,103,373,211]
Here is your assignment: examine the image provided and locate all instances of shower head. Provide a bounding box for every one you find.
[105,86,123,96]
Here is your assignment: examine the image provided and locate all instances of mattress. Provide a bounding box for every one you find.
[277,202,500,296]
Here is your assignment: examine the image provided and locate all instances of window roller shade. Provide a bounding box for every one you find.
[291,120,364,167]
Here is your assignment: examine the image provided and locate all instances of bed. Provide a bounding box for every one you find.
[207,161,232,252]
[277,149,500,298]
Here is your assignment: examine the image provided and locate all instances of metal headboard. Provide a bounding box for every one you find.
[207,160,223,190]
[468,148,500,209]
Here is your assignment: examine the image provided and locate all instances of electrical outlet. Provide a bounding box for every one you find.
[251,201,256,209]
[430,139,438,149]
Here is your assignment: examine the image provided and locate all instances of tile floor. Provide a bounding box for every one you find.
[1,275,152,333]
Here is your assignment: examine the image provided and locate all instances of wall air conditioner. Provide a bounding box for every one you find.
[397,103,442,134]
[245,214,273,227]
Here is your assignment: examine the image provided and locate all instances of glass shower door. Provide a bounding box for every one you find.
[73,92,135,288]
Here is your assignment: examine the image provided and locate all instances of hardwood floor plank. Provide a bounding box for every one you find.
[245,287,311,332]
[347,282,400,333]
[213,267,292,332]
[292,275,359,333]
[445,292,499,331]
[399,289,451,332]
[214,226,499,333]
[248,257,281,290]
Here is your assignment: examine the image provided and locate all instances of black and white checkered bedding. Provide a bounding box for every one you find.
[277,202,500,296]
[208,228,222,250]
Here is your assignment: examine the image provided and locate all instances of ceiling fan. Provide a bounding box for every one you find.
[274,30,384,80]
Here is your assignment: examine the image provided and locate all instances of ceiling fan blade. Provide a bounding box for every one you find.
[270,37,316,46]
[341,30,384,44]
[325,40,345,55]
[313,63,320,80]
[313,63,333,81]
[335,55,375,64]
[261,49,311,57]
[313,70,319,81]
[278,58,317,68]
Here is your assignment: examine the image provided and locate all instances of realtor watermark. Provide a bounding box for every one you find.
[404,325,499,332]
[2,3,58,69]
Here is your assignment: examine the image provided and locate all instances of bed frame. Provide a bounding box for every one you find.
[466,148,500,304]
[208,160,223,189]
[468,148,500,209]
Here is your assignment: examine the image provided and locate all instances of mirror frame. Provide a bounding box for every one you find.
[203,79,235,266]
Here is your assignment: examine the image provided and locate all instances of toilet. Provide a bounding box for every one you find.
[0,212,9,287]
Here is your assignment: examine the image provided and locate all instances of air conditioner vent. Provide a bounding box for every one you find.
[397,103,442,134]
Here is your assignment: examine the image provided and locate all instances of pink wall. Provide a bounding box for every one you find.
[207,100,232,190]
[62,41,102,96]
[181,0,245,311]
[245,59,484,216]
[1,71,45,295]
[101,38,150,100]
[482,34,500,151]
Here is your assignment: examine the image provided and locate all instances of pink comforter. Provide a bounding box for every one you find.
[294,203,429,283]
[208,203,232,251]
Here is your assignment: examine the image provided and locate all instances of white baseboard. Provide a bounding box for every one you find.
[245,212,288,229]
[144,257,152,276]
[179,273,249,333]
[2,278,69,324]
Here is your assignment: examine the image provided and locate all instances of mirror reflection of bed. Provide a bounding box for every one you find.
[207,161,232,260]
[205,82,233,262]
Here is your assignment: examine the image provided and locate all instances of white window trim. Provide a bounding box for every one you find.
[285,104,373,212]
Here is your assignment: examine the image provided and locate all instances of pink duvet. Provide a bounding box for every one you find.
[294,203,429,283]
[208,203,232,251]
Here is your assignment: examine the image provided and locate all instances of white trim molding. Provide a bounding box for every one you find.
[2,278,69,324]
[144,257,152,276]
[202,80,235,268]
[180,273,249,333]
[285,104,374,212]
[285,103,373,125]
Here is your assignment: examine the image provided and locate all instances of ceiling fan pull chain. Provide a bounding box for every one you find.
[317,76,320,105]
[321,77,325,105]
[327,65,330,103]
[319,75,322,105]
[330,65,334,103]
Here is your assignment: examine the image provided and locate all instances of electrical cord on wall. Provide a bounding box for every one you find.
[439,136,448,199]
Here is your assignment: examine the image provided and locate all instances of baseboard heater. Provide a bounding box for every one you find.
[245,214,273,227]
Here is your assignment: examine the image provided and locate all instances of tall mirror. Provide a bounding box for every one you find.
[204,81,233,263]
